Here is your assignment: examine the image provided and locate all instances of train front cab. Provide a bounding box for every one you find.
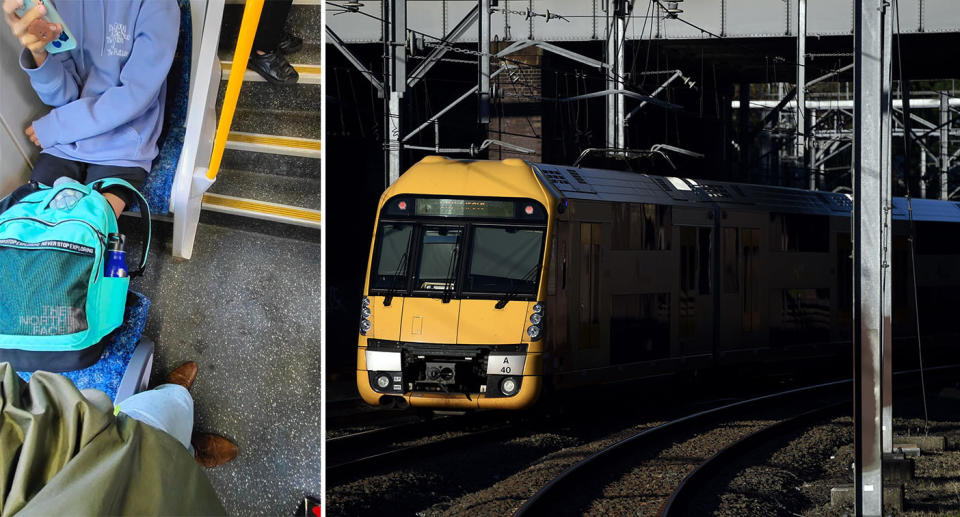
[356,157,557,410]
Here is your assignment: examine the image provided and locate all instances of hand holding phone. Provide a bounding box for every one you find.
[11,0,76,55]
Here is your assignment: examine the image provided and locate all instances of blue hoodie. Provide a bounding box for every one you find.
[19,0,180,172]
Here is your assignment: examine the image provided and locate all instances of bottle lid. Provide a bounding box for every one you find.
[108,233,125,251]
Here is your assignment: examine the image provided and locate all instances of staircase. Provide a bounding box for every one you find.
[125,2,322,514]
[207,1,322,227]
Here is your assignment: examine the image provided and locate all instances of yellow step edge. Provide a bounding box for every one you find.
[227,132,322,152]
[221,61,322,75]
[202,194,322,223]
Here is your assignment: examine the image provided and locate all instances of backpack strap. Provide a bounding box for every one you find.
[90,178,152,277]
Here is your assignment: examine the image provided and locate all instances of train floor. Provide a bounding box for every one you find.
[126,215,321,515]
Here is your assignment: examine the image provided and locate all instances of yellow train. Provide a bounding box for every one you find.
[356,156,960,410]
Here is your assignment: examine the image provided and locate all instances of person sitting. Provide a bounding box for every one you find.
[2,0,180,218]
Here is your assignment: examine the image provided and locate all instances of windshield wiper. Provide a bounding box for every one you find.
[494,263,541,309]
[383,251,408,307]
[441,237,460,304]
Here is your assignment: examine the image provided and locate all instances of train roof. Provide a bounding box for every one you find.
[532,163,960,223]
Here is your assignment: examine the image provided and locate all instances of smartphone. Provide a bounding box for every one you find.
[14,0,76,54]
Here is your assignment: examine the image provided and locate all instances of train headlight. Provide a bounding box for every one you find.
[362,296,371,308]
[529,313,542,325]
[361,306,372,319]
[376,373,391,389]
[500,377,519,396]
[532,303,544,314]
[360,319,372,332]
[526,325,541,339]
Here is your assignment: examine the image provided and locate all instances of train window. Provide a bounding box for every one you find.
[916,222,960,254]
[769,213,829,252]
[465,226,544,295]
[414,227,462,291]
[371,223,414,290]
[770,288,831,345]
[723,228,738,294]
[698,228,712,295]
[612,203,671,251]
[610,293,670,364]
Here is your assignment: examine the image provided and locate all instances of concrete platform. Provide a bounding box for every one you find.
[126,218,322,515]
[831,483,904,512]
[882,452,915,482]
[896,435,947,452]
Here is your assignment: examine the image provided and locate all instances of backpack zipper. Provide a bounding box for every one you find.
[0,217,107,283]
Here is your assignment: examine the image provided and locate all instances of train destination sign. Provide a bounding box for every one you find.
[415,198,515,218]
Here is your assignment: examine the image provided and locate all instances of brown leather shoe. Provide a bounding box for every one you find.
[167,361,198,391]
[193,433,238,468]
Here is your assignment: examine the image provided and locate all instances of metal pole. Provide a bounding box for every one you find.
[941,91,950,199]
[809,108,817,190]
[853,0,886,514]
[606,0,627,149]
[740,82,750,180]
[384,0,407,186]
[478,0,491,124]
[798,0,807,177]
[881,1,894,456]
[921,151,928,198]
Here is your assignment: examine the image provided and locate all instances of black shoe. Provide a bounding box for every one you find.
[278,30,303,55]
[248,50,299,85]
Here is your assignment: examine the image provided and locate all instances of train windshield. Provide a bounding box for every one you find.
[370,223,414,290]
[465,226,544,295]
[415,227,462,291]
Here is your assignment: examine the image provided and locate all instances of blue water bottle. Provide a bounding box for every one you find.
[104,233,128,278]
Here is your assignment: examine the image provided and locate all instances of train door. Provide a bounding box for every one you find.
[579,223,603,352]
[677,226,714,358]
[740,228,762,348]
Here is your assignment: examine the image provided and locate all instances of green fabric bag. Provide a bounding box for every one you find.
[0,178,150,372]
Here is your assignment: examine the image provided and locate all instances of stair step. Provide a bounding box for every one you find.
[217,80,319,112]
[201,193,321,229]
[229,108,320,140]
[209,168,321,210]
[226,131,321,159]
[221,62,321,85]
[222,149,319,178]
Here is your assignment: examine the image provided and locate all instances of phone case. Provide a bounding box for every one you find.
[15,0,76,54]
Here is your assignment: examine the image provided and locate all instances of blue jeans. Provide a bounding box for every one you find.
[116,384,195,454]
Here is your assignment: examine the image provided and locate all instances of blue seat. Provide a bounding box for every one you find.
[17,291,153,402]
[139,0,192,215]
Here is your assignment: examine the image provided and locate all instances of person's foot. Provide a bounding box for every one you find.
[193,433,238,467]
[167,361,198,391]
[278,30,303,55]
[248,50,299,85]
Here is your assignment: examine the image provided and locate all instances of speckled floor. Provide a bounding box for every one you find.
[124,218,322,516]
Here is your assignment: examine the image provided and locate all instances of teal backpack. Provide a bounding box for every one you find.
[0,178,150,372]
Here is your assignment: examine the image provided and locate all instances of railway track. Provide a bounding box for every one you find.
[514,365,960,516]
[513,381,850,516]
[326,412,518,482]
[660,401,846,515]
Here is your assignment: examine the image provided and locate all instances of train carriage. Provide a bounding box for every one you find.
[356,156,960,410]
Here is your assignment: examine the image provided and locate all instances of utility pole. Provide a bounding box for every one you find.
[384,0,407,186]
[853,0,890,514]
[941,91,950,199]
[606,0,629,150]
[798,0,810,188]
[478,0,491,125]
